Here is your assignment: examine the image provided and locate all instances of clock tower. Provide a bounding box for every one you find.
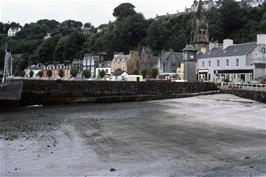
[182,45,198,82]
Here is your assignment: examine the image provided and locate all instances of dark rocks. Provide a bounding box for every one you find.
[4,134,18,141]
[244,156,251,160]
[110,168,116,172]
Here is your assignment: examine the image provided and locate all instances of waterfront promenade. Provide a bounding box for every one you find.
[0,94,265,176]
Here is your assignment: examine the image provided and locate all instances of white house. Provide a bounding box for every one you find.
[241,0,266,7]
[96,67,111,78]
[185,0,216,12]
[43,33,51,40]
[82,54,100,78]
[24,64,45,78]
[197,34,266,83]
[247,34,266,79]
[81,27,92,35]
[127,75,144,82]
[8,27,21,37]
[111,71,143,81]
[112,70,127,81]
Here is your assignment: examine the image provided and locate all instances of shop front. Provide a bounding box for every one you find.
[214,69,253,83]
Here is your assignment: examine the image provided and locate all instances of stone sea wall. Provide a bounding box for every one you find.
[20,80,219,106]
[221,89,266,103]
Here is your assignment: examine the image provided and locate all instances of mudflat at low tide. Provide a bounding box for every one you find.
[0,94,265,177]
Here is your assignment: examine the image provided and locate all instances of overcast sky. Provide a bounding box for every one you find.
[0,0,194,27]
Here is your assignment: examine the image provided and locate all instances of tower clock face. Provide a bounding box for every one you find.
[190,55,194,59]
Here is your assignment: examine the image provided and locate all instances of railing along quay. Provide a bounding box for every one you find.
[219,82,266,92]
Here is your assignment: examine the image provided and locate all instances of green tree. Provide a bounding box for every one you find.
[63,31,86,60]
[29,70,34,78]
[82,69,91,78]
[118,13,147,52]
[83,22,94,33]
[58,69,64,78]
[21,71,26,77]
[37,70,43,78]
[113,3,137,20]
[36,35,61,64]
[99,70,106,78]
[219,0,244,38]
[37,19,59,32]
[132,70,139,75]
[151,68,159,79]
[47,70,53,78]
[54,36,66,63]
[141,69,148,78]
[17,23,49,39]
[70,68,78,77]
[61,20,83,30]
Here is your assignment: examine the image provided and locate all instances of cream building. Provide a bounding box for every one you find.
[177,63,185,80]
[111,53,130,72]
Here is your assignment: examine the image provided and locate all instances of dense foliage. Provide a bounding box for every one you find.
[70,68,78,77]
[82,69,91,78]
[0,0,265,76]
[99,70,106,78]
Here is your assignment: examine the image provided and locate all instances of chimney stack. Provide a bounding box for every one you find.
[223,39,233,49]
[257,34,266,45]
[209,41,219,50]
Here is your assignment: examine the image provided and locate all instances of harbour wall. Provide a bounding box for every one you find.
[221,89,266,103]
[20,80,219,106]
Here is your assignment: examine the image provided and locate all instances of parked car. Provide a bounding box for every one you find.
[249,80,259,85]
[232,78,244,85]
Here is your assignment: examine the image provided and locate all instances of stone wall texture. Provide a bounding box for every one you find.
[221,89,266,103]
[20,80,219,105]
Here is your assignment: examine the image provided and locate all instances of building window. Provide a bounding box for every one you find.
[262,48,266,53]
[226,59,229,67]
[217,60,220,67]
[236,58,239,66]
[202,61,205,67]
[208,60,211,67]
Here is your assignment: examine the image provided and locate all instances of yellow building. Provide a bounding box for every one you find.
[127,51,140,74]
[177,63,184,80]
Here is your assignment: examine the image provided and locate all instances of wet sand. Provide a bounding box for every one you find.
[0,94,265,177]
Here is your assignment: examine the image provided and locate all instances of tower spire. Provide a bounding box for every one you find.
[191,0,209,54]
[197,0,204,16]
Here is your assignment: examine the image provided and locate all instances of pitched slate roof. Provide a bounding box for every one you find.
[9,27,21,32]
[161,51,183,63]
[113,70,124,76]
[197,42,257,59]
[182,45,197,52]
[113,54,130,61]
